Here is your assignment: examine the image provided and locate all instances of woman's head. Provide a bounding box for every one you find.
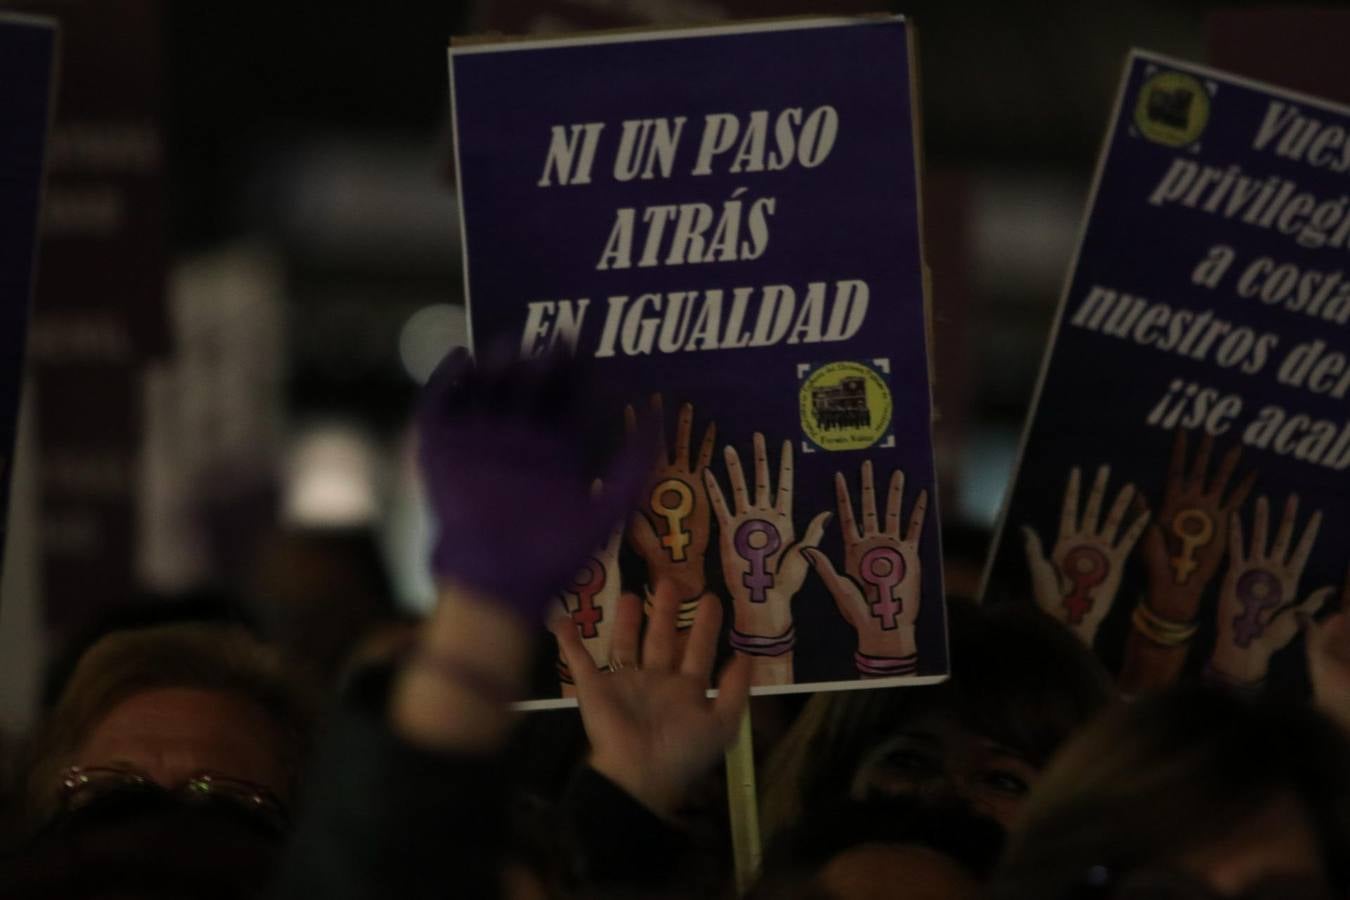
[23,622,315,831]
[991,687,1350,900]
[763,599,1114,837]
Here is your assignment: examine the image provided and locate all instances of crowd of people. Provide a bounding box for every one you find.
[2,346,1349,899]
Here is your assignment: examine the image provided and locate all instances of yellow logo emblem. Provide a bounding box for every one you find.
[798,360,893,452]
[1134,70,1210,147]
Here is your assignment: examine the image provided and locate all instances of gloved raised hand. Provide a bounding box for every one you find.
[417,345,650,623]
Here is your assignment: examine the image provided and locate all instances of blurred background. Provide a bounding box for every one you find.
[0,0,1346,734]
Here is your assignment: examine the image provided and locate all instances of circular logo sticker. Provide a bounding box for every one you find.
[1134,70,1210,147]
[799,361,893,452]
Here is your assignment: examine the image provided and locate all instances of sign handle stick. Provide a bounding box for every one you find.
[724,703,761,894]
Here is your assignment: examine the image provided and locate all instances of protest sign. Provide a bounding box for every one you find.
[449,16,948,705]
[0,14,56,579]
[984,50,1350,695]
[2,0,168,631]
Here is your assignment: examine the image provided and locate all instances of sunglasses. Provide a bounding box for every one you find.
[59,764,290,835]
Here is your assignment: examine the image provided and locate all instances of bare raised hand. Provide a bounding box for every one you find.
[552,580,751,818]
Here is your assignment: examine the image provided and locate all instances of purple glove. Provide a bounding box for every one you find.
[417,346,650,623]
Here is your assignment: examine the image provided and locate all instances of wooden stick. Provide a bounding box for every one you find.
[724,703,761,894]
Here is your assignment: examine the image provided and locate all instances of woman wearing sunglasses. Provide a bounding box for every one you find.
[3,622,313,897]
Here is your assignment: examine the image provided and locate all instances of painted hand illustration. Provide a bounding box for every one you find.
[555,526,623,697]
[1207,495,1333,687]
[1021,465,1151,646]
[1308,571,1350,734]
[803,461,926,679]
[552,581,750,818]
[625,395,716,628]
[1137,430,1256,626]
[703,433,830,685]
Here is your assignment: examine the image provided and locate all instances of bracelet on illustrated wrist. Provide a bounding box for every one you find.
[1131,600,1198,647]
[854,650,918,678]
[729,624,796,657]
[643,590,704,630]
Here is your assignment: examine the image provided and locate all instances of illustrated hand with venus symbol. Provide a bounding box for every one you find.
[1021,465,1150,646]
[703,433,829,685]
[1207,494,1332,688]
[625,395,716,628]
[803,461,927,679]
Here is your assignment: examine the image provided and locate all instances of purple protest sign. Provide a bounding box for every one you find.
[449,17,947,705]
[0,14,56,583]
[984,50,1350,697]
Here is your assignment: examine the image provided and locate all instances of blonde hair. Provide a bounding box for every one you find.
[23,622,316,828]
[991,688,1350,899]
